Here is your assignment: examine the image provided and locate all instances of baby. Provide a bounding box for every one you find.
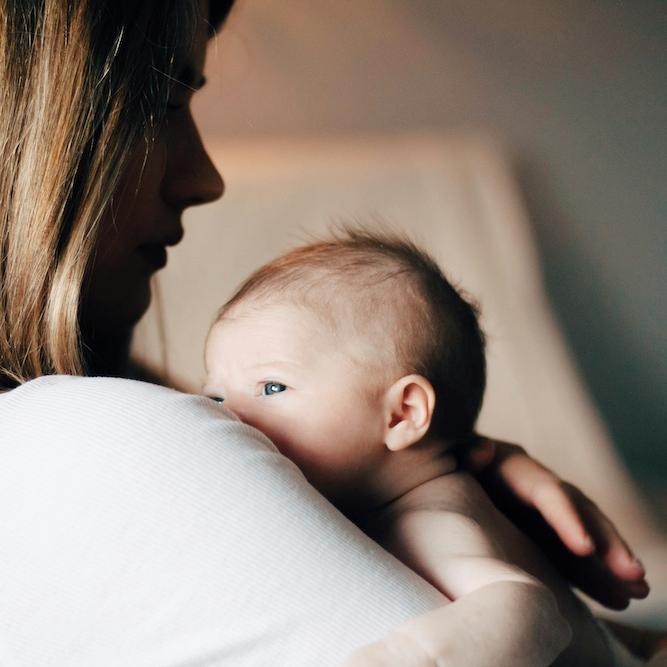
[203,229,590,666]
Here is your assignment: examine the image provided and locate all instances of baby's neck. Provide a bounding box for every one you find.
[344,437,458,527]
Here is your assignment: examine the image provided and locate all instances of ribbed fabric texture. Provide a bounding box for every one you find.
[0,376,442,666]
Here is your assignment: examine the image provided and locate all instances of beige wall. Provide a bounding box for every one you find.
[191,1,666,501]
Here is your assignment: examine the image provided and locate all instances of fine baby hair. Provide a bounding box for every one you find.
[217,227,486,440]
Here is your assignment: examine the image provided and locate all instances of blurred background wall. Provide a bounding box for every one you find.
[193,0,666,515]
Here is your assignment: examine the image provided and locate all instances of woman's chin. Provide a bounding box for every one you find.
[127,278,153,323]
[83,276,153,338]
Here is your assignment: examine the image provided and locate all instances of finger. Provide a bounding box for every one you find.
[626,579,651,598]
[508,469,649,603]
[468,438,649,606]
[572,493,650,601]
[577,494,647,583]
[565,554,648,607]
[559,554,632,609]
[599,592,632,610]
[491,452,595,555]
[530,483,595,556]
[576,560,647,606]
[531,478,646,585]
[493,447,554,500]
[604,544,647,582]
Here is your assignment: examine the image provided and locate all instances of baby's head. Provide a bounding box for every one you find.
[204,228,485,503]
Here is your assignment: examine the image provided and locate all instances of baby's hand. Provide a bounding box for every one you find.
[462,436,649,609]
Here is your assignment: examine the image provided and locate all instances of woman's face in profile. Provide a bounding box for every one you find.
[83,0,224,339]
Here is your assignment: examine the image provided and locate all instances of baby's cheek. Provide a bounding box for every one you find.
[247,415,311,463]
[268,430,338,480]
[250,408,369,496]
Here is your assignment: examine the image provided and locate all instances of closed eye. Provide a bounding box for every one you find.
[262,382,287,396]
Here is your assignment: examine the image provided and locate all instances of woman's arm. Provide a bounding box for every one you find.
[344,581,568,667]
[344,498,571,667]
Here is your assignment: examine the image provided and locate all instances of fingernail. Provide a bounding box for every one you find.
[581,535,594,551]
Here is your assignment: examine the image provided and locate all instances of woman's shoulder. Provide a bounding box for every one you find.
[5,373,188,406]
[0,374,277,454]
[2,374,204,422]
[0,378,444,667]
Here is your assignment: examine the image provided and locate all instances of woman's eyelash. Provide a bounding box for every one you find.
[262,382,287,396]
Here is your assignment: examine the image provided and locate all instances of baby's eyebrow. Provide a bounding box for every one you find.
[245,360,300,372]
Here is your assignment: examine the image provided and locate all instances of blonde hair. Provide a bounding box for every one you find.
[0,0,233,387]
[218,228,487,438]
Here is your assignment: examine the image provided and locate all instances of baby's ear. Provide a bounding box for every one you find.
[383,374,435,451]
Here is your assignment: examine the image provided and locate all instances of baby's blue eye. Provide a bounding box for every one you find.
[263,382,287,396]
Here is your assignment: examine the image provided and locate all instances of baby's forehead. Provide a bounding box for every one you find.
[211,292,396,362]
[206,297,391,380]
[207,298,335,356]
[218,297,327,330]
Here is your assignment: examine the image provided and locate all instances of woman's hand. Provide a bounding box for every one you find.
[461,436,649,609]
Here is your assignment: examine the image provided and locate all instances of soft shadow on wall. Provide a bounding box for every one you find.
[195,0,667,516]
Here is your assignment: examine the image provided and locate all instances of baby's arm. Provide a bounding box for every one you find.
[344,474,571,667]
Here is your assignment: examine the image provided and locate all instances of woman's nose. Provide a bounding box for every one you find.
[162,116,225,209]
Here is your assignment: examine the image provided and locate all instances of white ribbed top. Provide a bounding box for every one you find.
[0,375,442,666]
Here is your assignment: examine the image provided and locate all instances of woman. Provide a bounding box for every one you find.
[0,0,654,664]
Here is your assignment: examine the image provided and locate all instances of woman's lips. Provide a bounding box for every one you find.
[137,244,168,270]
